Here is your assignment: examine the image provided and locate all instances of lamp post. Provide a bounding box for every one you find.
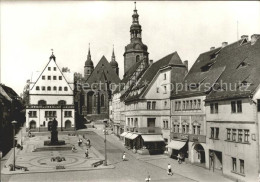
[11,120,17,171]
[103,122,107,166]
[0,151,2,181]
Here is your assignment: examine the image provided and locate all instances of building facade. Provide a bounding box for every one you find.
[26,52,75,131]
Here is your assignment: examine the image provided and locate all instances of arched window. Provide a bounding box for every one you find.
[53,86,57,91]
[101,94,105,107]
[38,100,47,105]
[58,100,66,105]
[36,86,40,90]
[64,87,68,91]
[47,86,51,91]
[59,86,62,91]
[136,55,140,62]
[65,120,72,129]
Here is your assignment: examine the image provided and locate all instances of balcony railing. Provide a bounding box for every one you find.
[170,132,206,143]
[126,126,162,134]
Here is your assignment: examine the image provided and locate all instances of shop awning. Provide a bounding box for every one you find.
[120,132,128,137]
[166,140,186,150]
[125,133,133,139]
[128,133,139,140]
[141,135,164,142]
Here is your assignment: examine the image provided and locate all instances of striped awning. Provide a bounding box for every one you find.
[166,140,186,150]
[141,135,164,142]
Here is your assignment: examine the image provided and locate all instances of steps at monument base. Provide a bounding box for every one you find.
[34,146,72,152]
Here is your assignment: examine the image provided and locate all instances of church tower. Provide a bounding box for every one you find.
[123,2,149,74]
[84,44,94,80]
[110,45,119,76]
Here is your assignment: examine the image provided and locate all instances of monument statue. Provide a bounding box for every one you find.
[51,118,58,144]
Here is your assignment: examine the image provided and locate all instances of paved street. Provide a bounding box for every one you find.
[0,128,233,182]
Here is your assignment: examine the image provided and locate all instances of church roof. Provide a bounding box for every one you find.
[85,56,121,89]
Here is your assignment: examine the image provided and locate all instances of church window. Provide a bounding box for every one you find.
[36,86,40,90]
[59,76,62,80]
[48,67,51,71]
[54,67,56,71]
[53,76,57,80]
[48,76,51,80]
[42,86,45,91]
[59,86,62,91]
[101,94,105,107]
[42,76,45,80]
[64,87,68,91]
[53,86,57,91]
[47,86,51,91]
[136,55,140,62]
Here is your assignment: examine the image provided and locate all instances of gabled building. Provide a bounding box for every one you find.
[205,34,260,182]
[122,52,187,154]
[26,52,75,131]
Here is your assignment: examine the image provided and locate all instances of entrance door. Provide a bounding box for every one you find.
[192,143,205,165]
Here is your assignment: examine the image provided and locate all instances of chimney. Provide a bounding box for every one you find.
[251,34,260,45]
[241,35,249,41]
[222,42,228,48]
[184,60,188,69]
[149,60,153,65]
[210,47,215,50]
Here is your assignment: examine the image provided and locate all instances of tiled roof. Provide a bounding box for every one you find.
[86,56,121,90]
[206,37,260,101]
[124,52,185,102]
[0,85,12,102]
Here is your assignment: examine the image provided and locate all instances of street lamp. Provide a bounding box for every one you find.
[11,120,17,171]
[0,151,2,181]
[103,121,107,166]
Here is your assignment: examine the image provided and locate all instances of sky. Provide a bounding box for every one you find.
[1,1,260,95]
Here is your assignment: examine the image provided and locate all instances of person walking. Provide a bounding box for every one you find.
[85,149,89,158]
[122,151,126,161]
[167,163,173,176]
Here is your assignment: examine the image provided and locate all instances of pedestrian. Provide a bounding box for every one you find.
[167,163,173,176]
[85,149,89,158]
[122,151,126,161]
[72,145,77,152]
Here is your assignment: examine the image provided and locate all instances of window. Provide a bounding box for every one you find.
[244,130,249,142]
[197,99,201,109]
[101,95,105,107]
[58,100,66,105]
[186,101,189,110]
[166,121,168,129]
[258,100,260,112]
[147,101,151,110]
[53,76,57,80]
[197,126,200,135]
[232,158,237,172]
[190,100,193,109]
[29,111,37,117]
[59,86,62,91]
[240,159,244,174]
[183,101,186,110]
[152,101,156,110]
[53,86,57,91]
[48,67,51,71]
[47,86,51,91]
[45,111,57,117]
[59,76,62,80]
[164,73,166,80]
[164,101,167,107]
[231,101,236,113]
[38,100,46,105]
[48,76,51,80]
[238,129,243,142]
[42,86,45,91]
[163,121,166,128]
[215,128,219,139]
[54,67,56,71]
[136,55,140,62]
[210,103,218,114]
[193,126,196,134]
[210,103,214,114]
[227,128,231,140]
[237,100,242,113]
[211,127,214,138]
[64,87,68,91]
[215,103,218,113]
[36,86,40,90]
[64,111,72,117]
[182,125,186,133]
[42,76,45,80]
[164,86,167,94]
[232,129,237,141]
[156,87,159,93]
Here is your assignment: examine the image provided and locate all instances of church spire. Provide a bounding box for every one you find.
[130,2,142,41]
[111,45,115,62]
[87,43,91,61]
